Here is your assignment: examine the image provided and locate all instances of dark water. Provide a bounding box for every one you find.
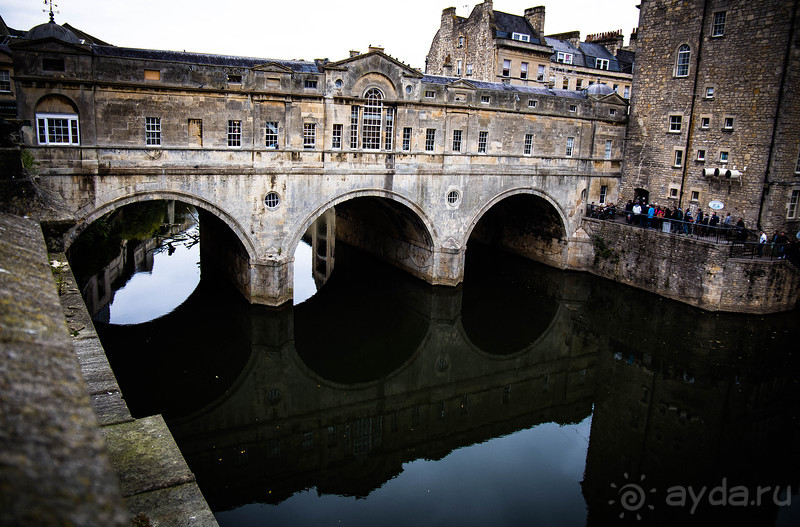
[70,204,800,527]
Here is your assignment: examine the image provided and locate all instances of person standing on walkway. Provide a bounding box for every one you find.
[758,230,767,257]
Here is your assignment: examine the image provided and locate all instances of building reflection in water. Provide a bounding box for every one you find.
[73,211,800,525]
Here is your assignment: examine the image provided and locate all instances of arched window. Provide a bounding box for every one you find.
[35,94,80,146]
[357,88,395,151]
[675,45,691,77]
[362,88,383,150]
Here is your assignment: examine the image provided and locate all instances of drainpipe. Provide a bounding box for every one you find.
[756,0,799,231]
[677,0,710,210]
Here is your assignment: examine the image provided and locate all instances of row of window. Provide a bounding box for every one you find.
[674,12,727,78]
[668,114,735,133]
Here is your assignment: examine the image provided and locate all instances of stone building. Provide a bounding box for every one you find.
[425,1,634,97]
[621,0,800,236]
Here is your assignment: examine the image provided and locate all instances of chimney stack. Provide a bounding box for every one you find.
[524,6,546,37]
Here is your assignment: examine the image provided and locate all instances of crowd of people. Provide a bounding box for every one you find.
[586,199,800,260]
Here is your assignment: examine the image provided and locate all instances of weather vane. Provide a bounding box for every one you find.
[43,0,59,23]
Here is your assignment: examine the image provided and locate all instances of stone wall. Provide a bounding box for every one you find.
[621,0,800,236]
[582,218,800,313]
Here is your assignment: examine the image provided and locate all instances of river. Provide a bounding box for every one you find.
[68,201,800,526]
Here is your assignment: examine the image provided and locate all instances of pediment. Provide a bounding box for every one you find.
[252,62,294,74]
[9,37,90,54]
[447,79,477,90]
[590,92,629,105]
[326,50,422,79]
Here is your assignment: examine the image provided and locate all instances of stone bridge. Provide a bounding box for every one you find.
[40,162,597,305]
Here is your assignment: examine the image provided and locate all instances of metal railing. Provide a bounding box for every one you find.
[730,241,794,260]
[585,205,753,245]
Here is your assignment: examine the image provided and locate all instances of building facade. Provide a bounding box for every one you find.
[621,0,800,235]
[425,1,633,98]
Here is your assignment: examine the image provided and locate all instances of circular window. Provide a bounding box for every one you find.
[265,191,280,209]
[447,190,461,205]
[335,79,343,88]
[405,85,412,94]
[267,388,282,404]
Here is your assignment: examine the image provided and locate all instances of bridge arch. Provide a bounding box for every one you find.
[288,188,438,265]
[464,188,570,269]
[65,190,258,260]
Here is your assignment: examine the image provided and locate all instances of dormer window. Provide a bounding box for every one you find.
[557,52,573,65]
[511,33,531,42]
[596,58,610,70]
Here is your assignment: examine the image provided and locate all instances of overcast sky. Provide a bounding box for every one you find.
[1,0,640,70]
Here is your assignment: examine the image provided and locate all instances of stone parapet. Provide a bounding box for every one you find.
[582,218,800,313]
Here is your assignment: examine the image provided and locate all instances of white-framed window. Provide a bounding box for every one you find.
[524,133,533,155]
[537,65,545,81]
[697,149,706,161]
[520,62,528,79]
[425,128,436,151]
[145,117,161,146]
[795,149,800,174]
[700,116,710,129]
[569,104,577,113]
[36,113,80,145]
[788,189,800,219]
[596,58,610,70]
[502,59,511,77]
[669,115,682,133]
[604,140,612,160]
[705,86,715,98]
[599,185,608,205]
[0,70,10,92]
[673,149,684,167]
[481,95,490,104]
[478,131,488,153]
[402,127,412,151]
[511,32,530,42]
[557,52,573,64]
[528,99,537,108]
[576,78,584,90]
[227,120,241,147]
[712,11,726,37]
[720,150,729,163]
[265,121,279,148]
[723,116,735,130]
[563,77,570,90]
[350,106,359,149]
[457,36,465,48]
[362,88,383,149]
[623,85,630,98]
[332,123,342,149]
[466,64,473,76]
[452,129,462,152]
[384,108,394,150]
[566,136,574,157]
[456,60,462,76]
[304,79,318,89]
[676,44,691,77]
[425,90,436,98]
[303,123,316,149]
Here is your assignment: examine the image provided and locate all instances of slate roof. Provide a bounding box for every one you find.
[578,42,624,72]
[546,37,586,68]
[92,45,320,73]
[422,74,587,99]
[492,10,542,45]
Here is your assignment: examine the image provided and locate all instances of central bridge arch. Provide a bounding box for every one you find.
[289,188,439,287]
[465,188,570,269]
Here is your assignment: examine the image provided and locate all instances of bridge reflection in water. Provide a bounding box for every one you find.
[79,217,800,526]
